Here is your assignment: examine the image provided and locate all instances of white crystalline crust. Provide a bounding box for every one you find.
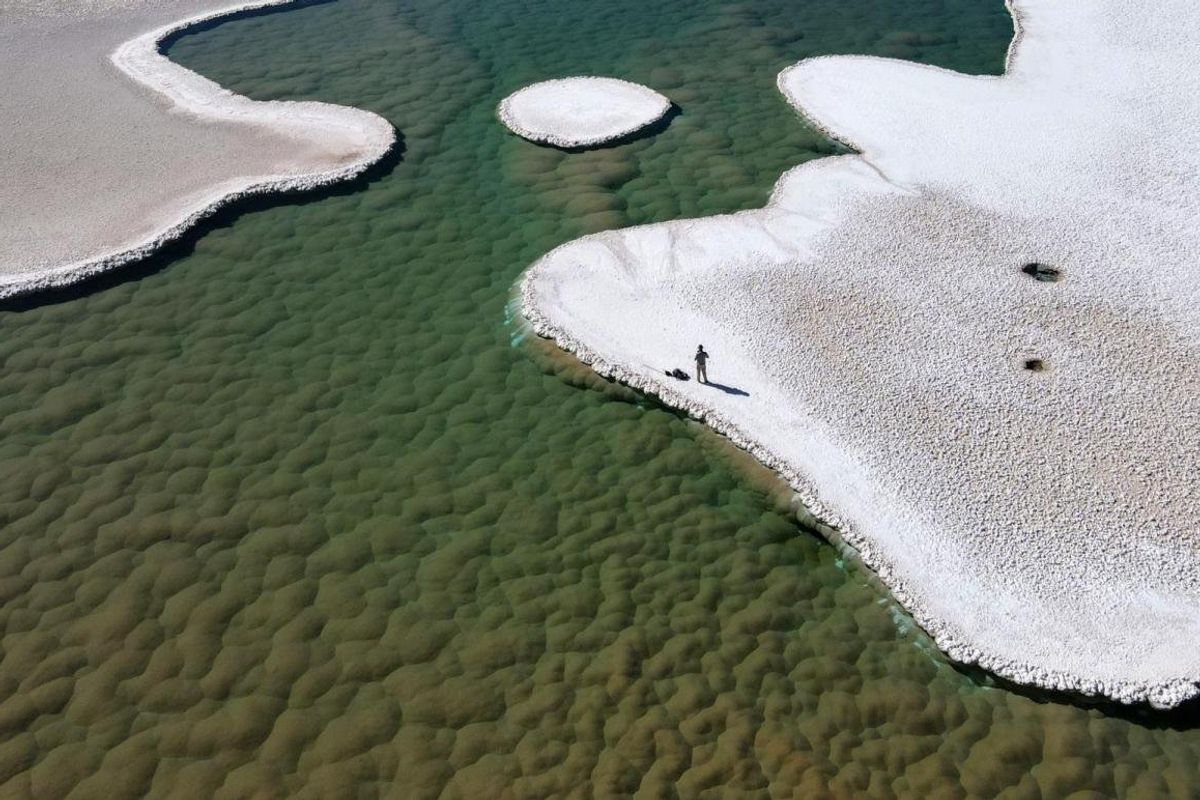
[0,0,394,298]
[497,77,670,148]
[522,0,1200,708]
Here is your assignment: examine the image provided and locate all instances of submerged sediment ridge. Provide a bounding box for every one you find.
[523,0,1200,707]
[0,0,394,298]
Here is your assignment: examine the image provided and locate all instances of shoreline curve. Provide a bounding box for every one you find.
[0,0,395,301]
[521,0,1200,709]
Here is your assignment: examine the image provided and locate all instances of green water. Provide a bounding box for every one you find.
[0,0,1196,796]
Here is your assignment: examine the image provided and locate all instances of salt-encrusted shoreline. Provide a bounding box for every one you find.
[0,0,394,299]
[521,269,1200,709]
[522,0,1200,708]
[497,77,670,149]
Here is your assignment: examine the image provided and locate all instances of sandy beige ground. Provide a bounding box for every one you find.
[0,0,393,297]
[523,0,1200,707]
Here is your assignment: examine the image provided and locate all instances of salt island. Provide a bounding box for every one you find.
[497,77,670,148]
[0,0,394,298]
[523,0,1200,707]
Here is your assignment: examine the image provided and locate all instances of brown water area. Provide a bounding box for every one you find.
[0,0,1197,796]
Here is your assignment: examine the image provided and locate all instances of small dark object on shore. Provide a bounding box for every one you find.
[666,368,690,381]
[1024,358,1046,372]
[1021,262,1061,282]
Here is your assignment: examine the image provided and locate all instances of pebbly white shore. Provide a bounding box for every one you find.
[0,0,394,298]
[522,0,1200,707]
[497,77,670,148]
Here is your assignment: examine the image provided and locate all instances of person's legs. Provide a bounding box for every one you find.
[698,364,707,383]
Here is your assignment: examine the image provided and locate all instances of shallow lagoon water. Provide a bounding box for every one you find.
[0,0,1197,796]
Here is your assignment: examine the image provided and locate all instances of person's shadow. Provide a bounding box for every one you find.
[704,381,749,397]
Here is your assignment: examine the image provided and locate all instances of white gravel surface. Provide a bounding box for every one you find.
[0,0,394,297]
[523,0,1200,707]
[497,77,670,148]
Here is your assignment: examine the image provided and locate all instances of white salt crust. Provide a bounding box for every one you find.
[0,0,394,298]
[497,77,670,148]
[523,0,1200,708]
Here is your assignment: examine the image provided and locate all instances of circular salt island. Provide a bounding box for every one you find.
[498,77,671,148]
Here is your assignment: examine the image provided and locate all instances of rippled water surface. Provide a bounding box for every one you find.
[2,0,1197,796]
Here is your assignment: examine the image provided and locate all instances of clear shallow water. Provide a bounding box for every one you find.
[1,0,1197,796]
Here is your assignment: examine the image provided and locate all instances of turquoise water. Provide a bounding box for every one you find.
[0,0,1197,796]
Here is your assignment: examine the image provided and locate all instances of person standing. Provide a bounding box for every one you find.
[695,345,709,384]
